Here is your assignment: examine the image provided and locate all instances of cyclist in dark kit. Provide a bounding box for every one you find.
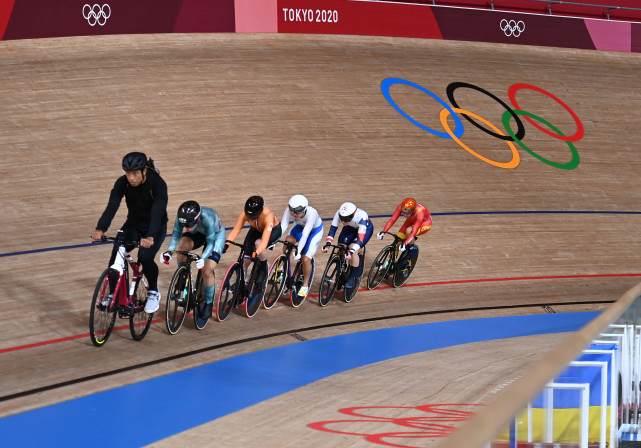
[91,152,168,314]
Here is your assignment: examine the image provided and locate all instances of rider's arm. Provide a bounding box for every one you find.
[280,207,291,236]
[350,211,369,253]
[145,175,168,239]
[226,212,247,242]
[405,205,431,244]
[96,176,127,232]
[166,216,184,252]
[382,204,402,233]
[325,211,340,245]
[202,209,225,260]
[255,210,277,255]
[297,207,318,251]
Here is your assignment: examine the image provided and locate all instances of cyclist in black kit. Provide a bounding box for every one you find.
[91,152,168,313]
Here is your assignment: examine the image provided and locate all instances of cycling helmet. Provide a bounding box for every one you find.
[338,202,357,222]
[245,195,264,220]
[288,194,308,215]
[177,200,201,227]
[401,198,417,213]
[121,152,148,171]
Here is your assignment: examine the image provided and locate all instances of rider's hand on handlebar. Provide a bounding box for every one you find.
[91,230,104,241]
[159,251,172,264]
[377,231,384,240]
[321,243,330,253]
[398,243,406,253]
[223,243,229,254]
[140,236,154,249]
[250,251,259,263]
[196,258,205,270]
[294,251,301,261]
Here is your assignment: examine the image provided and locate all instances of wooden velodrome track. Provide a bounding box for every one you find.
[1,32,641,446]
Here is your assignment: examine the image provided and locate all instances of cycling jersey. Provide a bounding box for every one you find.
[383,203,432,244]
[228,205,280,255]
[167,206,226,260]
[326,207,372,253]
[281,205,323,256]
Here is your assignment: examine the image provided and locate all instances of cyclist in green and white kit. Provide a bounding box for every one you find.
[160,200,226,324]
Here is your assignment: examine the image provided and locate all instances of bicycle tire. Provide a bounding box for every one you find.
[89,269,118,347]
[216,261,240,322]
[319,255,340,307]
[367,245,394,290]
[393,246,419,288]
[193,271,210,330]
[245,262,263,318]
[291,258,315,308]
[344,251,365,303]
[165,266,189,335]
[130,273,152,341]
[263,255,287,310]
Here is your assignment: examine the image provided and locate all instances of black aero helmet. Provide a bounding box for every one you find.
[178,200,201,227]
[245,195,264,219]
[122,152,148,171]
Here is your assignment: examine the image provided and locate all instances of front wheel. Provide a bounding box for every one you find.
[318,255,340,307]
[291,258,315,308]
[166,266,189,335]
[89,269,118,347]
[367,245,394,290]
[344,251,365,303]
[193,272,210,330]
[130,274,152,341]
[263,255,287,310]
[216,262,241,322]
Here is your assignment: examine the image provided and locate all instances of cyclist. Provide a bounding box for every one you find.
[378,197,432,263]
[91,152,168,313]
[322,202,373,288]
[280,194,324,299]
[226,195,282,290]
[160,200,226,323]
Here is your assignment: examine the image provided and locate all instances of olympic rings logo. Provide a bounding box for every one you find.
[83,4,111,27]
[308,404,483,447]
[381,78,584,170]
[500,19,525,37]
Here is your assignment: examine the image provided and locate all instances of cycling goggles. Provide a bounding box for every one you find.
[180,218,198,227]
[401,207,414,214]
[289,205,306,214]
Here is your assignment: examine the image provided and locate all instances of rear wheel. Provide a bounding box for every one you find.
[367,246,393,290]
[291,258,315,308]
[130,273,152,341]
[216,262,240,321]
[393,246,419,287]
[165,266,189,335]
[245,262,264,318]
[318,255,340,307]
[263,255,287,310]
[89,269,118,347]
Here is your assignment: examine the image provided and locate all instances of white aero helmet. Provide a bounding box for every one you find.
[288,194,308,214]
[338,202,357,222]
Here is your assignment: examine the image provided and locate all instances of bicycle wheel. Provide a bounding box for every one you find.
[216,262,241,322]
[89,269,118,347]
[291,258,315,308]
[130,274,152,341]
[263,255,287,310]
[318,255,340,307]
[193,272,209,330]
[393,246,419,288]
[367,245,394,290]
[165,266,189,335]
[344,252,365,303]
[245,262,264,318]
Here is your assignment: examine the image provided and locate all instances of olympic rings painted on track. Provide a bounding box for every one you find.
[308,404,483,448]
[381,78,584,170]
[440,107,520,169]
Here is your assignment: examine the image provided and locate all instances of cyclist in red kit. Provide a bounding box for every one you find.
[378,198,431,253]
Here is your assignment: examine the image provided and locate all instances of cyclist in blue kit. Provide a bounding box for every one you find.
[322,202,374,288]
[160,200,226,323]
[280,194,324,299]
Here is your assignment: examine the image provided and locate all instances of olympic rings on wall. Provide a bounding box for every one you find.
[381,78,584,170]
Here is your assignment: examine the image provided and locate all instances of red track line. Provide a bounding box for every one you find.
[1,273,639,355]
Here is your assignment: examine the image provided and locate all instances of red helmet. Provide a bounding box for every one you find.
[401,198,417,212]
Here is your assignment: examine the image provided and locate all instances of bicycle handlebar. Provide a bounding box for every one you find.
[277,239,298,256]
[172,250,201,261]
[93,235,140,247]
[225,240,254,253]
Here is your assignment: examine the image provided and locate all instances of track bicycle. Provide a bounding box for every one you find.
[318,244,366,307]
[263,239,316,309]
[367,231,419,290]
[165,251,208,334]
[89,231,153,347]
[215,240,266,321]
